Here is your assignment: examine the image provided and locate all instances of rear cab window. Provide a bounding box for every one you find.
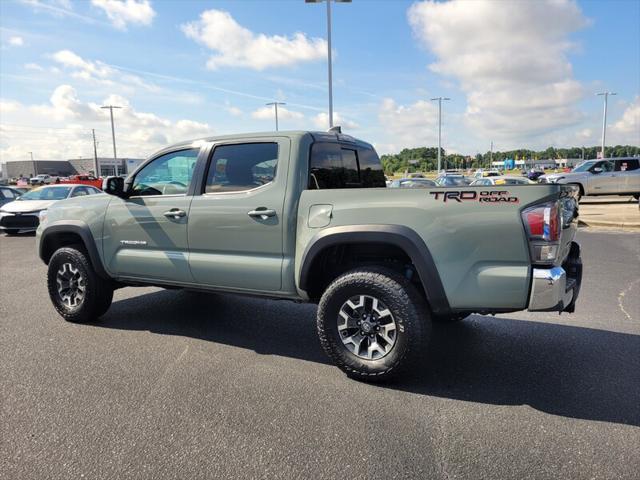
[308,141,385,189]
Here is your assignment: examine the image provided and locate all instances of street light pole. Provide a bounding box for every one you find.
[92,129,99,177]
[265,102,286,131]
[101,105,122,176]
[29,151,36,176]
[305,0,351,129]
[430,97,450,172]
[596,91,616,159]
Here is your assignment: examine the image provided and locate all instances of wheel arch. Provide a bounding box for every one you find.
[39,222,110,279]
[298,225,451,315]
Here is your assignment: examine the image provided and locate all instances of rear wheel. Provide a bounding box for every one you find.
[569,183,583,200]
[47,246,113,323]
[317,266,431,382]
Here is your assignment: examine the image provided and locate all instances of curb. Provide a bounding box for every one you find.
[579,219,640,230]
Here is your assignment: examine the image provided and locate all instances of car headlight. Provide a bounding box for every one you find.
[38,209,48,223]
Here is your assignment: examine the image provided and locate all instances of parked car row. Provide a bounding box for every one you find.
[0,184,102,234]
[385,157,639,199]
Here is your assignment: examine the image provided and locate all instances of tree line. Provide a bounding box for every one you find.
[380,145,640,174]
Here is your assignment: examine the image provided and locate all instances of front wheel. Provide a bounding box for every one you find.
[47,246,113,323]
[317,267,431,382]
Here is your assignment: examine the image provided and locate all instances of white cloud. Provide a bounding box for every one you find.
[24,63,44,71]
[50,49,159,92]
[0,85,212,161]
[91,0,155,29]
[610,97,640,145]
[376,98,439,152]
[251,105,304,121]
[226,105,243,117]
[313,112,359,130]
[9,36,25,46]
[408,0,589,143]
[0,99,22,114]
[182,9,327,70]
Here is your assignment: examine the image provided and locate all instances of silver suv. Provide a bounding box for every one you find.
[539,157,640,199]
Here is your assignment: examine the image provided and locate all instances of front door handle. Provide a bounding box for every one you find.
[163,209,187,219]
[248,208,276,220]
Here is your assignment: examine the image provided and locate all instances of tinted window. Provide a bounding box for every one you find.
[616,159,639,171]
[593,160,614,172]
[88,187,102,194]
[357,147,386,187]
[131,149,199,196]
[205,143,278,193]
[309,142,385,189]
[341,149,361,186]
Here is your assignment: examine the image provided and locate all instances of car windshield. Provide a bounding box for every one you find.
[18,187,71,201]
[572,161,596,173]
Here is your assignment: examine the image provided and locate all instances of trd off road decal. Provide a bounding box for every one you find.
[429,190,519,203]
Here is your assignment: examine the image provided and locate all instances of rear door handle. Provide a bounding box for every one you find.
[248,208,276,220]
[163,209,187,219]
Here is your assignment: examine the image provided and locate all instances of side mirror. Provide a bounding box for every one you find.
[103,176,127,198]
[592,167,603,174]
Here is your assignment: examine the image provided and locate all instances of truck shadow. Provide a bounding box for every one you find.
[97,288,640,428]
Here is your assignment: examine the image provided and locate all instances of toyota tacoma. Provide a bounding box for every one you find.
[36,130,582,381]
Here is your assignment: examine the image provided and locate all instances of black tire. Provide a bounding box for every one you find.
[317,266,431,382]
[432,314,468,323]
[47,246,113,323]
[569,183,583,200]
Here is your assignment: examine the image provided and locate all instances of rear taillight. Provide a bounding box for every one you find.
[522,202,561,264]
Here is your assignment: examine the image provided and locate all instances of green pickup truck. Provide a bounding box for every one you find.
[36,130,582,381]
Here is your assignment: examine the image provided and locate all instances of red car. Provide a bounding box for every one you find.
[59,175,103,189]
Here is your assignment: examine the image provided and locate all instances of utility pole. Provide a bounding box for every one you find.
[265,102,286,131]
[29,151,36,176]
[92,129,99,177]
[489,141,493,170]
[305,0,351,129]
[101,105,122,176]
[596,91,616,159]
[430,96,450,173]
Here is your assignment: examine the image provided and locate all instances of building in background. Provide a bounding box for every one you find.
[4,157,144,179]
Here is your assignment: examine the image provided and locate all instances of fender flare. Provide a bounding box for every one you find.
[39,221,110,279]
[299,224,451,315]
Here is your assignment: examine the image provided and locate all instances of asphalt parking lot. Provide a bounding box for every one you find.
[1,229,639,479]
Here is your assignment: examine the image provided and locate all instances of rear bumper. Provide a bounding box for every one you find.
[528,242,582,312]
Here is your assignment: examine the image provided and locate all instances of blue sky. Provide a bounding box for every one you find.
[0,0,638,161]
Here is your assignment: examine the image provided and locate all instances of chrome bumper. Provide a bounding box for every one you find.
[528,266,575,311]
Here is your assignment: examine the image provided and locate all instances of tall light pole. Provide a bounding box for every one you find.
[29,151,36,176]
[101,105,122,176]
[489,141,494,170]
[430,97,450,172]
[92,129,99,177]
[305,0,351,129]
[265,102,286,131]
[596,91,616,159]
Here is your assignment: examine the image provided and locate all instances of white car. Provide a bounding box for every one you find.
[470,176,534,186]
[29,174,58,185]
[0,184,101,234]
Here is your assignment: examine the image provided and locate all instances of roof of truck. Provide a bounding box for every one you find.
[167,130,374,151]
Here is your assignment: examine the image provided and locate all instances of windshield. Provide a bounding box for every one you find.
[436,176,469,186]
[572,161,596,173]
[18,187,71,201]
